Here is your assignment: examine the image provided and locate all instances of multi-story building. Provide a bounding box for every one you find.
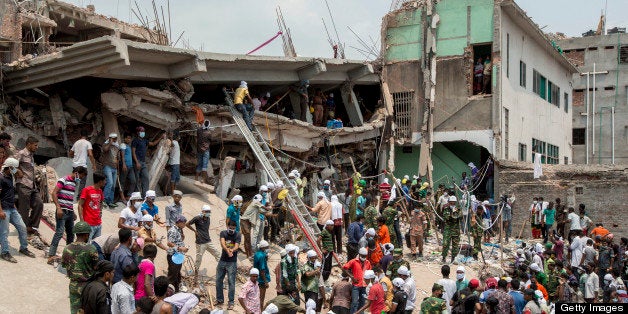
[559,33,628,164]
[381,0,578,197]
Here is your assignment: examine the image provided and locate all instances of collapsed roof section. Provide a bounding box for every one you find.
[3,35,379,93]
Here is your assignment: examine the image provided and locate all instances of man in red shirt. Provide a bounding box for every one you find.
[379,178,392,208]
[79,173,106,241]
[343,247,372,313]
[357,269,386,314]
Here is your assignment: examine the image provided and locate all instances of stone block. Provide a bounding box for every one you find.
[64,98,88,119]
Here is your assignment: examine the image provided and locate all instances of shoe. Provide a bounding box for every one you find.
[1,252,17,263]
[418,253,423,257]
[20,248,36,258]
[227,304,234,310]
[441,257,446,263]
[108,203,118,208]
[213,300,224,307]
[47,255,59,265]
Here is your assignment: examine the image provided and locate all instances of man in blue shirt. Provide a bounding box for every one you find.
[226,195,242,233]
[141,190,164,227]
[131,126,163,197]
[346,214,364,259]
[254,240,271,306]
[110,228,137,284]
[121,133,136,197]
[508,279,526,314]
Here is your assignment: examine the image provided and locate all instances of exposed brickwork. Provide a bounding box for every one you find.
[573,89,584,107]
[564,50,585,67]
[495,160,628,239]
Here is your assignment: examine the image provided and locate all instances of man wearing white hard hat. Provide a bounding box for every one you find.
[117,191,143,237]
[141,190,165,227]
[397,266,417,313]
[0,157,36,263]
[226,194,243,233]
[241,194,269,256]
[138,213,167,251]
[280,244,302,307]
[186,204,213,275]
[343,247,372,313]
[302,250,321,313]
[442,195,462,263]
[234,80,255,131]
[239,268,261,314]
[357,269,386,314]
[318,219,335,281]
[310,191,331,232]
[102,132,121,208]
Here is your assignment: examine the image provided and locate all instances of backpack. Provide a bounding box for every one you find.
[451,290,473,314]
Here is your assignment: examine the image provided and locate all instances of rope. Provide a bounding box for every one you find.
[263,90,291,113]
[246,31,283,55]
[265,143,327,169]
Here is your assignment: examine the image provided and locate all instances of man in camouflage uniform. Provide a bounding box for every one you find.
[420,283,447,314]
[61,221,99,314]
[546,259,560,302]
[470,210,484,259]
[386,248,410,280]
[280,244,301,306]
[363,197,379,230]
[442,195,461,263]
[382,205,398,247]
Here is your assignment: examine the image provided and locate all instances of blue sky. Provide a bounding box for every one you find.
[67,0,628,60]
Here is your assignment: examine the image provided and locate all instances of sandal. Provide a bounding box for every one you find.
[227,304,234,310]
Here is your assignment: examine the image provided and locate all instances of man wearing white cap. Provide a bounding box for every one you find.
[141,190,165,227]
[301,250,321,312]
[442,195,462,263]
[322,179,333,200]
[102,132,121,207]
[186,204,213,274]
[241,194,269,256]
[397,266,416,313]
[234,80,255,131]
[318,220,335,281]
[262,303,279,314]
[280,244,302,306]
[379,178,392,209]
[357,269,386,314]
[343,247,372,313]
[455,265,469,291]
[70,130,97,196]
[254,240,272,306]
[239,268,261,314]
[118,192,143,236]
[310,191,331,231]
[226,195,243,233]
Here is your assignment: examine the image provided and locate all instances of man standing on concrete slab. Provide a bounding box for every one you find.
[195,120,212,183]
[132,126,163,197]
[70,130,97,197]
[102,133,121,208]
[0,157,37,263]
[49,166,88,263]
[168,131,181,193]
[120,133,135,197]
[15,136,44,236]
[186,204,214,275]
[215,220,241,310]
[78,172,106,241]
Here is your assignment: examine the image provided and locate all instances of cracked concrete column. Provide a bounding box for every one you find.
[340,83,364,127]
[215,156,236,200]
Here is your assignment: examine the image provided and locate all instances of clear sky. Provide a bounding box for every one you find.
[66,0,628,60]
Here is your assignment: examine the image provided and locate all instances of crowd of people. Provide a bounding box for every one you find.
[0,103,626,314]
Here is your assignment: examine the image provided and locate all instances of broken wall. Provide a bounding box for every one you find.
[382,61,424,141]
[495,160,628,238]
[0,0,21,62]
[435,0,494,57]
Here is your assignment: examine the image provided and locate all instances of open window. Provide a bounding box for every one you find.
[471,43,493,95]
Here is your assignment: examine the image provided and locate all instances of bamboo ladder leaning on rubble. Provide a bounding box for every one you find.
[222,88,338,264]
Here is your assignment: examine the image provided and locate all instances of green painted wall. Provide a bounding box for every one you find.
[436,0,494,56]
[393,146,420,178]
[384,10,422,62]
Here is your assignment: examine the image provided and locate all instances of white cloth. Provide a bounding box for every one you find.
[585,272,600,299]
[164,292,199,314]
[119,207,143,237]
[404,276,417,311]
[570,236,583,267]
[252,98,262,111]
[169,140,180,165]
[71,138,92,167]
[533,152,543,179]
[111,280,135,314]
[568,212,581,231]
[331,199,343,221]
[437,278,457,313]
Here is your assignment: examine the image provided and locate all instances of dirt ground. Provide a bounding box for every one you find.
[0,191,485,314]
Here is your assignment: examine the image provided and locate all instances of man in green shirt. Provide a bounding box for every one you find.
[382,205,399,247]
[387,248,410,280]
[542,203,556,243]
[301,250,321,312]
[61,221,99,314]
[265,285,306,313]
[421,283,447,314]
[280,244,301,307]
[318,220,335,281]
[364,199,379,230]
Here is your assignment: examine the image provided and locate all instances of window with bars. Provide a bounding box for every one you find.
[548,81,560,107]
[532,70,547,100]
[532,138,559,164]
[392,91,414,140]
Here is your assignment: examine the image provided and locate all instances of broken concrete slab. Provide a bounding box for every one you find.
[122,87,182,108]
[101,92,128,112]
[178,176,215,198]
[49,94,67,130]
[46,157,94,186]
[7,126,66,158]
[148,138,171,191]
[64,98,89,120]
[102,91,184,130]
[215,156,236,200]
[101,108,120,139]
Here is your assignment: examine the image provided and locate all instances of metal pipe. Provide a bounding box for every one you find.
[612,106,615,164]
[592,63,596,159]
[586,73,590,164]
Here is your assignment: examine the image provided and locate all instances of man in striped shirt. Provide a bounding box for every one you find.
[48,166,88,263]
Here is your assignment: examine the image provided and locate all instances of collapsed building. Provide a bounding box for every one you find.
[0,0,383,200]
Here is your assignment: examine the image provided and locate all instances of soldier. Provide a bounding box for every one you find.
[363,196,378,230]
[61,221,99,314]
[470,209,484,260]
[442,195,462,263]
[420,283,447,314]
[382,205,398,247]
[387,248,410,280]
